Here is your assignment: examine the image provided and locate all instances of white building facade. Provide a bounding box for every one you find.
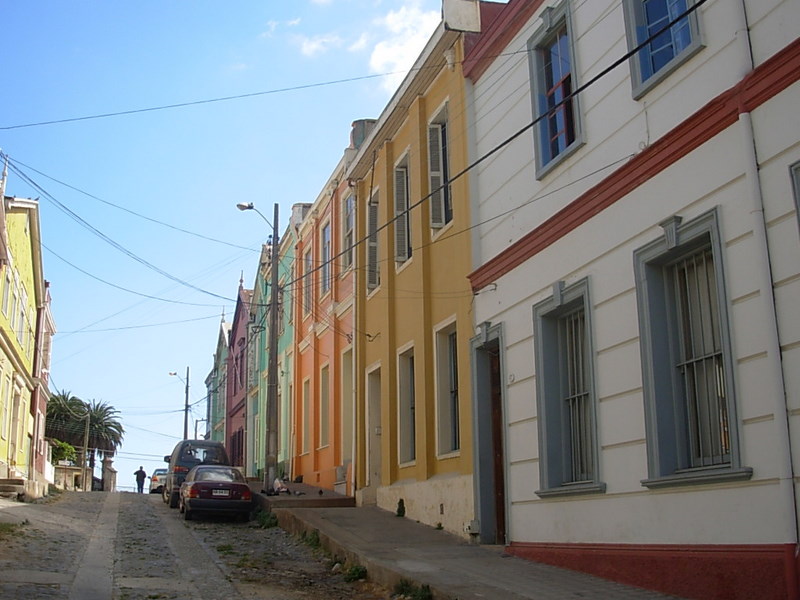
[464,1,800,598]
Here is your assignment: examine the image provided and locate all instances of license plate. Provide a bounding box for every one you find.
[212,489,230,497]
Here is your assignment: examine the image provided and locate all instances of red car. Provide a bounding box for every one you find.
[178,465,253,521]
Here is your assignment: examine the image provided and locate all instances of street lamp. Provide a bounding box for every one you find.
[169,367,190,439]
[238,201,280,493]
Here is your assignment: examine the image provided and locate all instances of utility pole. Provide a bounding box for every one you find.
[265,203,280,493]
[236,201,280,493]
[82,411,90,491]
[183,366,190,439]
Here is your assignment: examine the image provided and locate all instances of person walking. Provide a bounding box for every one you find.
[134,466,147,493]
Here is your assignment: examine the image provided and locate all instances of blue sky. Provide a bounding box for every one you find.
[2,0,444,490]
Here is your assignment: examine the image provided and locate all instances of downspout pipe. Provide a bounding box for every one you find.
[734,3,799,598]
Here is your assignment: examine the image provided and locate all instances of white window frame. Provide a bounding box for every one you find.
[367,191,381,291]
[1,269,10,316]
[302,378,311,454]
[342,194,355,269]
[397,345,416,464]
[428,104,452,229]
[319,364,330,448]
[435,321,460,456]
[303,249,313,315]
[634,208,752,488]
[394,156,412,264]
[622,0,703,99]
[320,221,331,296]
[0,376,8,440]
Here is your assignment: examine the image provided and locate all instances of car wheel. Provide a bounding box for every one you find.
[162,488,169,504]
[169,492,179,508]
[183,507,192,521]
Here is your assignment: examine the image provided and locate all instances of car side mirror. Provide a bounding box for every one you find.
[164,455,171,463]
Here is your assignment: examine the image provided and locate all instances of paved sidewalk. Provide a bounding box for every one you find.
[256,490,684,600]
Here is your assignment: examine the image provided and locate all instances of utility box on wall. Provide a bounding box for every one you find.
[443,0,481,32]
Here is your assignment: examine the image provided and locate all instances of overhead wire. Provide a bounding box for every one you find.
[4,155,258,252]
[5,158,236,302]
[278,0,710,297]
[42,242,226,307]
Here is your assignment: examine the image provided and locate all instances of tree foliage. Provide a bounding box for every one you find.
[46,390,124,467]
[51,439,77,464]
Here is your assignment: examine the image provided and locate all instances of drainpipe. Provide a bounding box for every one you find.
[734,3,799,598]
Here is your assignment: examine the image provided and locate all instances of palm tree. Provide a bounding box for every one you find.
[85,399,124,470]
[46,391,125,470]
[46,390,89,449]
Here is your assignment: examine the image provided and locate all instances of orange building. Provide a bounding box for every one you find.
[291,123,373,492]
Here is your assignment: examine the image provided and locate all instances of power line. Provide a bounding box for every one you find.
[6,155,258,252]
[42,243,225,307]
[56,313,221,333]
[5,157,235,302]
[0,72,397,131]
[279,0,710,294]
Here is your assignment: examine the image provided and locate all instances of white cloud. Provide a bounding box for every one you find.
[260,20,278,38]
[298,33,344,57]
[260,19,301,39]
[348,32,370,52]
[368,2,440,93]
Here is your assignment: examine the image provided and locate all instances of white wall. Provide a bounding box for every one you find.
[469,0,800,546]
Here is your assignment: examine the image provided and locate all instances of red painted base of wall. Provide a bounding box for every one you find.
[507,541,799,600]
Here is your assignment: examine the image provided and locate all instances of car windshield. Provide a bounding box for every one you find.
[181,445,227,465]
[194,467,244,483]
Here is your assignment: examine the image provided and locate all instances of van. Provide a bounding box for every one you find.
[162,440,230,508]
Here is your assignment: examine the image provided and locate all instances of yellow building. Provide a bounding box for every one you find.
[0,194,49,496]
[349,22,475,536]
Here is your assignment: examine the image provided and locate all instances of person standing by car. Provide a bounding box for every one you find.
[134,466,147,493]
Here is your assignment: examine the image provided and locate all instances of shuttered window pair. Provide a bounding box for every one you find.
[428,120,451,229]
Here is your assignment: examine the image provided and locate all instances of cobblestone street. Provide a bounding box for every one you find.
[0,491,391,600]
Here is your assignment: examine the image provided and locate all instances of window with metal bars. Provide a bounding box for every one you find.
[527,1,582,177]
[673,248,730,468]
[533,278,604,497]
[634,209,751,488]
[561,307,593,482]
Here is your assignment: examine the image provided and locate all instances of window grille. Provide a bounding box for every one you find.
[562,307,593,482]
[673,247,730,467]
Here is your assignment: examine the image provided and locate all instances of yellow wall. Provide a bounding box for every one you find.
[354,36,475,534]
[0,206,39,478]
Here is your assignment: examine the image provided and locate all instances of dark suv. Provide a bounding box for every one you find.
[162,440,230,508]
